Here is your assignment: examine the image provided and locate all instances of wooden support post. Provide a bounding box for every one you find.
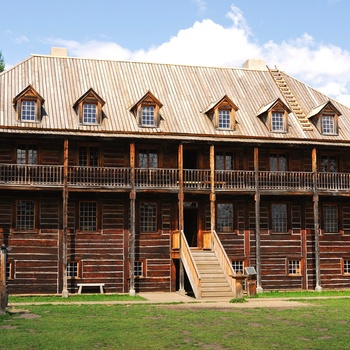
[129,143,136,296]
[312,147,322,292]
[210,144,215,234]
[0,245,8,315]
[62,139,69,298]
[178,143,184,232]
[209,144,215,249]
[178,259,185,295]
[254,147,263,293]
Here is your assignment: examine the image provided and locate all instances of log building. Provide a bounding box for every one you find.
[1,49,350,298]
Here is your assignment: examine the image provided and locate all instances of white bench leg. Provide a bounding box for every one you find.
[78,285,82,294]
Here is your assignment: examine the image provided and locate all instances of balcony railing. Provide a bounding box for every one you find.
[259,171,314,191]
[67,166,131,188]
[215,170,255,190]
[318,172,350,191]
[135,168,179,189]
[0,164,63,186]
[1,163,350,193]
[183,169,211,189]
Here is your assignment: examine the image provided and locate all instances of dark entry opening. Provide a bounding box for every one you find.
[183,150,197,169]
[184,207,198,247]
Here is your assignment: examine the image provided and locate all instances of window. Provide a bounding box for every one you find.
[6,261,14,280]
[257,98,289,133]
[17,144,38,164]
[83,103,97,124]
[21,100,36,121]
[232,260,244,274]
[322,114,335,135]
[16,200,35,231]
[204,95,238,130]
[141,106,155,126]
[288,260,301,275]
[79,146,99,167]
[323,205,338,233]
[270,153,287,171]
[271,203,287,233]
[138,149,158,168]
[131,91,163,128]
[320,155,337,173]
[343,259,350,274]
[215,152,234,170]
[218,109,231,129]
[13,85,44,123]
[217,203,233,232]
[140,202,157,232]
[134,261,144,277]
[79,201,97,231]
[73,88,105,126]
[67,261,80,278]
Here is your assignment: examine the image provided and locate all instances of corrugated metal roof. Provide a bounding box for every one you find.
[1,54,350,145]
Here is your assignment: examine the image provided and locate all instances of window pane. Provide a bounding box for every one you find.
[83,103,97,124]
[218,109,231,129]
[16,200,35,230]
[79,202,97,231]
[217,203,233,232]
[323,205,338,233]
[89,147,99,167]
[270,154,287,171]
[344,260,350,274]
[288,260,301,274]
[67,262,78,278]
[134,261,143,277]
[272,204,287,232]
[149,150,158,168]
[216,152,234,170]
[141,106,155,126]
[232,260,244,274]
[17,145,26,164]
[320,155,337,173]
[21,100,36,121]
[140,202,157,232]
[322,115,335,134]
[271,112,284,132]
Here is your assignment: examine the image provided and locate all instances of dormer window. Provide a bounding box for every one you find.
[321,114,335,135]
[21,100,36,121]
[307,101,340,136]
[83,103,97,124]
[257,98,290,133]
[204,95,239,130]
[13,85,45,123]
[218,109,231,129]
[130,91,163,128]
[141,105,155,126]
[73,88,105,126]
[271,112,284,132]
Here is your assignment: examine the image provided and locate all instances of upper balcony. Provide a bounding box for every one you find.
[0,163,349,195]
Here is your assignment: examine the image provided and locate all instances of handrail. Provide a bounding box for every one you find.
[135,168,179,188]
[212,230,236,297]
[179,230,201,299]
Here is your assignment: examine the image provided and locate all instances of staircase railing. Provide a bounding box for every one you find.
[211,230,236,297]
[179,230,202,299]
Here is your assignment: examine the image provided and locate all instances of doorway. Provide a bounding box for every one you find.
[184,204,198,247]
[183,149,197,169]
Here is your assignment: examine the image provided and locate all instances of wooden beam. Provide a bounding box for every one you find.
[178,143,184,232]
[312,147,322,292]
[61,138,69,298]
[129,142,136,296]
[0,245,7,314]
[254,147,263,293]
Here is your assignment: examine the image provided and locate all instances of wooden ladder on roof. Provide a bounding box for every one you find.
[268,67,313,131]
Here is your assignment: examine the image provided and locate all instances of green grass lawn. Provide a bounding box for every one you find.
[1,298,350,350]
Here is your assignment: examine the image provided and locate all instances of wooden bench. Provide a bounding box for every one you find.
[77,283,105,294]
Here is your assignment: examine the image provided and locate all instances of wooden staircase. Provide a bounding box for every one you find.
[190,249,234,300]
[269,67,313,131]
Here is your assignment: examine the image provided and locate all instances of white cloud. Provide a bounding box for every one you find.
[6,30,29,44]
[45,3,350,107]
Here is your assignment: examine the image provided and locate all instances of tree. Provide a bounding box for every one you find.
[0,51,5,72]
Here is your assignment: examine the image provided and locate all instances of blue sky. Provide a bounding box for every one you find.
[2,0,350,106]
